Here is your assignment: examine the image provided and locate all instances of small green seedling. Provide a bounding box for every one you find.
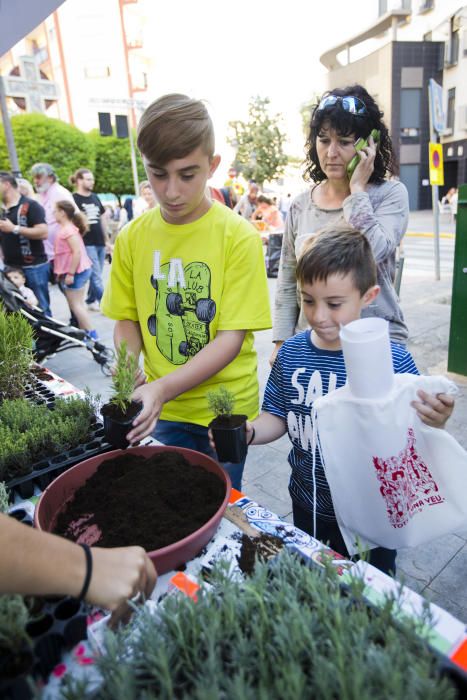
[110,341,139,413]
[0,481,9,513]
[207,386,235,418]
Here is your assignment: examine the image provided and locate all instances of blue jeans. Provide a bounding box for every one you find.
[292,501,397,576]
[24,261,51,316]
[85,245,105,304]
[153,419,246,491]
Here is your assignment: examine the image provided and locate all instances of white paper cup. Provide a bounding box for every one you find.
[339,318,394,399]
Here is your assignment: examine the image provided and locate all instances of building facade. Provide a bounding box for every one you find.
[320,1,467,209]
[0,0,152,132]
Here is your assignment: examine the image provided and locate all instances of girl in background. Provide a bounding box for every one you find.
[53,200,98,339]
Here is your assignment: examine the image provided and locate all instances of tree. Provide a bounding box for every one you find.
[89,130,146,200]
[0,113,94,186]
[300,93,321,139]
[228,97,288,186]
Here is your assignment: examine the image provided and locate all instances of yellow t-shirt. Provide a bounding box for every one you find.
[101,201,272,426]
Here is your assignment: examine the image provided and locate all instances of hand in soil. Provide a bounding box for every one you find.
[86,545,157,613]
[127,381,165,443]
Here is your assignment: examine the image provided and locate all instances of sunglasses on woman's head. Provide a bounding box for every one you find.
[317,95,367,115]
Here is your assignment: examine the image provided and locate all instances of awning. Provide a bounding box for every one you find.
[0,0,66,58]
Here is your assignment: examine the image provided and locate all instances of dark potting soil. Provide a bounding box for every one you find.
[101,400,141,421]
[54,452,226,551]
[30,366,52,382]
[237,533,284,575]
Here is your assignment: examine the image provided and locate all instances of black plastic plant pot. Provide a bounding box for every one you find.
[209,414,248,463]
[101,400,142,449]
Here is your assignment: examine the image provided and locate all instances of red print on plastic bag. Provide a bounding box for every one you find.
[373,428,445,529]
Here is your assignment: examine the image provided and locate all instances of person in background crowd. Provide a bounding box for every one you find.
[133,181,157,218]
[234,182,259,220]
[53,199,97,340]
[123,196,134,222]
[279,192,292,222]
[0,171,51,315]
[224,167,246,197]
[271,84,409,366]
[17,178,36,200]
[31,163,76,262]
[219,186,237,209]
[251,194,284,232]
[71,168,107,312]
[4,265,38,307]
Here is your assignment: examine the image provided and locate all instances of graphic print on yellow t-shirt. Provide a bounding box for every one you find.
[147,260,216,364]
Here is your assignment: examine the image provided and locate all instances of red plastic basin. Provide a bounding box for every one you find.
[34,445,231,575]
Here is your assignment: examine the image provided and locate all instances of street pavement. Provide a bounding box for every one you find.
[43,209,467,623]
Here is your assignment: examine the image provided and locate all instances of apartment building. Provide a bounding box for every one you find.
[320,1,467,209]
[0,0,152,132]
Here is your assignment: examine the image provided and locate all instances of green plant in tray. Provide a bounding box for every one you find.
[0,309,34,399]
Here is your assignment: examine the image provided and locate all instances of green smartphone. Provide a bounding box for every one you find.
[346,129,380,179]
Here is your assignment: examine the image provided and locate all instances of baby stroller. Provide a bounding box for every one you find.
[0,270,113,375]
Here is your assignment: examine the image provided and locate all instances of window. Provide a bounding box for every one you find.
[445,17,459,65]
[447,88,456,131]
[400,89,421,136]
[418,0,434,13]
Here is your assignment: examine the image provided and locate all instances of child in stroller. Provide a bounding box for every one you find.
[0,268,113,374]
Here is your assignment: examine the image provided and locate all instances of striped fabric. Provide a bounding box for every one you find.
[262,331,419,521]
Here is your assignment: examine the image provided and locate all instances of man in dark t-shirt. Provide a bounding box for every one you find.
[71,168,106,310]
[0,171,51,315]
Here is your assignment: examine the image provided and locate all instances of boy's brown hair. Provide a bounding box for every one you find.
[296,225,377,295]
[137,94,215,165]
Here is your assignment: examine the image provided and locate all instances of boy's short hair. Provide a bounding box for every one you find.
[296,225,377,295]
[137,94,215,165]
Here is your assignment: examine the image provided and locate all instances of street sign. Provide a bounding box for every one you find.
[428,79,446,134]
[89,97,147,111]
[429,142,444,186]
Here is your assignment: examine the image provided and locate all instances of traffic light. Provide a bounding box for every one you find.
[98,112,113,137]
[116,114,129,139]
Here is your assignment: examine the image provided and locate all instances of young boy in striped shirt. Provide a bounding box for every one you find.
[245,226,454,574]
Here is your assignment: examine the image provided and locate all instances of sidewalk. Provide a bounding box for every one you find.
[44,210,467,623]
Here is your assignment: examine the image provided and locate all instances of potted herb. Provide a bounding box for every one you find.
[65,551,457,698]
[0,309,34,400]
[101,341,142,448]
[207,386,247,463]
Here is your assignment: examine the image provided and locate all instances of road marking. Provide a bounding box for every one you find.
[406,232,455,239]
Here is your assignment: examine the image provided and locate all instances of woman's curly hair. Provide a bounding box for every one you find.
[304,84,398,184]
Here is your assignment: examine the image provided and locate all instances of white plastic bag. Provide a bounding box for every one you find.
[314,374,467,554]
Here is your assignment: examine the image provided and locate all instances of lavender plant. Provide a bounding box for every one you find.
[64,551,456,699]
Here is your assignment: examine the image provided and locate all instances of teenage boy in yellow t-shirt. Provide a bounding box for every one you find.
[101,94,271,489]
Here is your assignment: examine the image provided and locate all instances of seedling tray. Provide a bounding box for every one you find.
[5,421,113,501]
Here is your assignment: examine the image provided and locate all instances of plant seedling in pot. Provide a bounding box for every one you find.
[101,341,142,448]
[207,386,247,463]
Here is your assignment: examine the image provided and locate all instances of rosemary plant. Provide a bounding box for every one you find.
[110,341,138,413]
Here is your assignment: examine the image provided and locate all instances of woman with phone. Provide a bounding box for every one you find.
[271,84,409,365]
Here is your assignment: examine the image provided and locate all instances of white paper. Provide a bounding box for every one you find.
[339,317,394,399]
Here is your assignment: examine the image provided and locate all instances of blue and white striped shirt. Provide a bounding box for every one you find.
[262,330,419,520]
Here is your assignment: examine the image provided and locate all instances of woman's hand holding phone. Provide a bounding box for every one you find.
[347,129,380,194]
